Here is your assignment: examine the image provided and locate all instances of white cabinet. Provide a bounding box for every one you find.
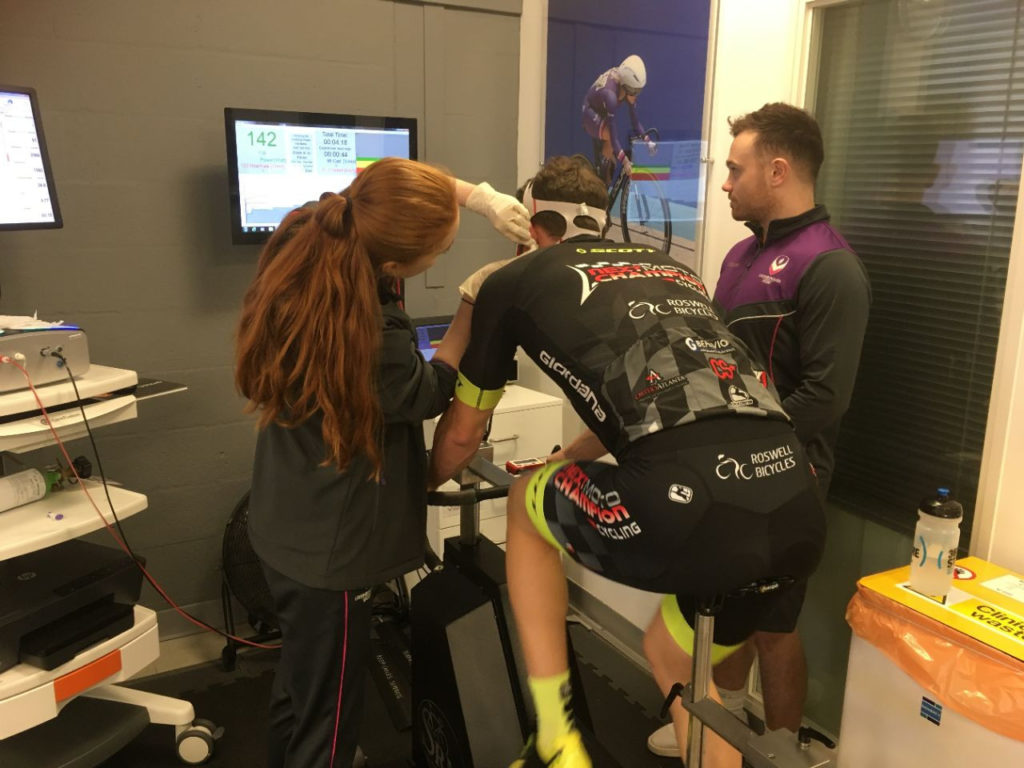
[424,384,563,553]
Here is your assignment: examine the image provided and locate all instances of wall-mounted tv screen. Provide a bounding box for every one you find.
[0,85,62,231]
[225,107,417,245]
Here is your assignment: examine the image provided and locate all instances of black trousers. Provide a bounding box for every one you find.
[261,560,373,768]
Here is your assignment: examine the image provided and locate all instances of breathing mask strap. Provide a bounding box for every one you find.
[523,181,607,242]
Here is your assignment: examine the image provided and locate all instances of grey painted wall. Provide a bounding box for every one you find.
[800,503,912,735]
[0,0,521,635]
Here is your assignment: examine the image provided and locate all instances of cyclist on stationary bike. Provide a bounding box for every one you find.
[582,54,656,184]
[429,156,825,768]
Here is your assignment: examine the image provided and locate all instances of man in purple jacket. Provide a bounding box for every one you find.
[647,102,871,757]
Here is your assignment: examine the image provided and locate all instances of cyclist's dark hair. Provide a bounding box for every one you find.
[523,155,608,238]
[729,103,824,181]
[530,155,608,209]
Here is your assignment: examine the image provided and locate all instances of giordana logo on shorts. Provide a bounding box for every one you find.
[668,484,693,504]
[684,337,733,354]
[715,444,797,480]
[628,298,716,320]
[568,260,708,304]
[539,350,606,422]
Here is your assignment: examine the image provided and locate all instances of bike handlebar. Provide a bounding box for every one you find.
[426,484,510,506]
[629,127,660,143]
[426,453,513,506]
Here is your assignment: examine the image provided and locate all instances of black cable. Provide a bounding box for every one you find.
[54,355,134,550]
[52,354,280,649]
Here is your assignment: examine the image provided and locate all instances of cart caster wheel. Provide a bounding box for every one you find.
[176,719,222,765]
[194,718,225,739]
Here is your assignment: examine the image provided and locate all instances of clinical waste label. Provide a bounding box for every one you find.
[950,601,1024,641]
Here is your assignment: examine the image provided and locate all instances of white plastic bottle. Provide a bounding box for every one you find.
[909,487,963,599]
[0,468,62,513]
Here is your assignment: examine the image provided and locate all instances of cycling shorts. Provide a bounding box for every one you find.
[524,416,825,652]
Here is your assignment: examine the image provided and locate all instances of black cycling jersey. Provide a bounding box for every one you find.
[457,237,790,457]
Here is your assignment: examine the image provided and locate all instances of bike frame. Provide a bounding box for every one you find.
[605,128,673,253]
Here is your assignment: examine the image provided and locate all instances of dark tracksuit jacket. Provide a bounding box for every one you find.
[248,286,456,590]
[713,205,872,493]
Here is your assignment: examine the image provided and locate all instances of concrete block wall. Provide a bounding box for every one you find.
[0,0,522,635]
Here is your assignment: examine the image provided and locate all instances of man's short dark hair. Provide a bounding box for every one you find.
[729,103,824,181]
[520,155,608,238]
[530,155,609,209]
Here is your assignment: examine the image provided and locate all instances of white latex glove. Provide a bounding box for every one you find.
[617,150,633,176]
[465,182,532,244]
[458,257,518,304]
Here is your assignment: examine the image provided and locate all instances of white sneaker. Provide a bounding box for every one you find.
[646,723,680,758]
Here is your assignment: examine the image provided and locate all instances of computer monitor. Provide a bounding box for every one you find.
[412,313,519,380]
[413,315,453,362]
[0,85,62,231]
[225,107,417,245]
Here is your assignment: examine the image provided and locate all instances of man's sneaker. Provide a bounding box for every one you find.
[646,722,681,758]
[509,731,592,768]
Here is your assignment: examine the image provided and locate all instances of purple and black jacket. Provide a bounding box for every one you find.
[713,205,872,491]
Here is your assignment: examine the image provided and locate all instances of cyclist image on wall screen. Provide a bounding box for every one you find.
[582,54,657,183]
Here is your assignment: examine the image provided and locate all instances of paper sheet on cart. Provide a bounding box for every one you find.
[0,314,75,331]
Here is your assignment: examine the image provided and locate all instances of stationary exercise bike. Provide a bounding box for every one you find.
[661,584,836,768]
[410,444,625,768]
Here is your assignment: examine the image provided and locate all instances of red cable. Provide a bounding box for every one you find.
[0,356,280,650]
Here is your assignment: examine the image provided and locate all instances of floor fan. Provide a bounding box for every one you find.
[220,491,281,670]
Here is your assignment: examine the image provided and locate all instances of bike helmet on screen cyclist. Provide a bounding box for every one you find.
[617,55,647,96]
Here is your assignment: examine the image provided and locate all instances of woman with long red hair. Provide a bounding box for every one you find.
[235,157,528,768]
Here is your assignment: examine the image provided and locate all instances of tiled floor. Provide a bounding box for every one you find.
[134,618,842,766]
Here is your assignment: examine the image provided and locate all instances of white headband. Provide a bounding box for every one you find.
[523,181,607,242]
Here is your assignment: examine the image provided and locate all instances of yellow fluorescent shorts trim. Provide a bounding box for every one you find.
[454,372,504,411]
[660,595,745,665]
[524,460,571,552]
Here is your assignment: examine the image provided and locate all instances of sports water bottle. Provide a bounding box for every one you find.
[0,467,63,514]
[909,487,963,599]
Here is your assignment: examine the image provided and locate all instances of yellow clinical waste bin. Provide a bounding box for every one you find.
[838,556,1024,767]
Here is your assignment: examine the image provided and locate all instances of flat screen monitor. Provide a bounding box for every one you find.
[0,85,62,231]
[225,107,417,245]
[413,315,453,362]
